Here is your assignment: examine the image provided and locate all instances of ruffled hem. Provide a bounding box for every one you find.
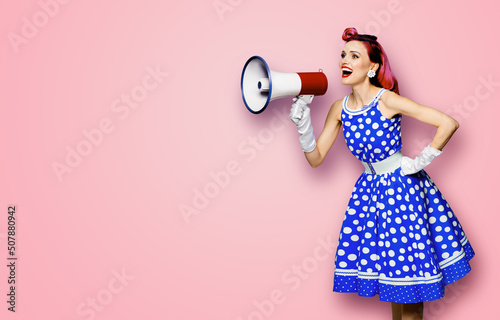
[333,241,474,303]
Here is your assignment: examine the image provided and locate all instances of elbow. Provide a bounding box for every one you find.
[449,117,460,133]
[442,115,459,134]
[307,158,321,168]
[305,146,325,168]
[309,158,324,168]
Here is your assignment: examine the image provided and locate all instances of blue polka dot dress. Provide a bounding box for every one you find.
[332,88,475,303]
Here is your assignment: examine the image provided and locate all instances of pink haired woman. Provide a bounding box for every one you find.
[289,28,474,319]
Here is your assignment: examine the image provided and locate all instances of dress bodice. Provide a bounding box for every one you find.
[341,88,402,163]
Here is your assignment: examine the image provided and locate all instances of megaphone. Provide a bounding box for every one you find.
[241,56,328,114]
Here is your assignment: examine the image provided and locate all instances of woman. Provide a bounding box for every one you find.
[289,28,474,320]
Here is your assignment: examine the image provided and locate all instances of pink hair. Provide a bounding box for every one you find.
[342,27,399,94]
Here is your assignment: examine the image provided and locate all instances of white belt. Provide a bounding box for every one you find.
[361,150,403,175]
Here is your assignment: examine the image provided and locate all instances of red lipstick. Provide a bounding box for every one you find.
[342,66,353,78]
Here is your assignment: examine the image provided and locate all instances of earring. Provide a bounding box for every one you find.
[367,70,376,78]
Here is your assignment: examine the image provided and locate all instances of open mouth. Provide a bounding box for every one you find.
[342,67,353,78]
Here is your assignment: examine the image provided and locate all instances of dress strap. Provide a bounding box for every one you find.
[373,88,388,103]
[342,95,349,109]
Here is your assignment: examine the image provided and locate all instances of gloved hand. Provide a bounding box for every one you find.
[289,95,316,153]
[400,145,442,175]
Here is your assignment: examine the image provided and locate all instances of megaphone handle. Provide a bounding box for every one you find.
[290,95,314,122]
[294,95,314,105]
[289,98,317,153]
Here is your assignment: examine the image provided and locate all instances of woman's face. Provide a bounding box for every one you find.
[339,40,376,85]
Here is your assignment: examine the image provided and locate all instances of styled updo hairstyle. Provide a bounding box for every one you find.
[342,27,399,94]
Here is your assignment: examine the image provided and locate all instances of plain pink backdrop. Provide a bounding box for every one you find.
[1,0,498,319]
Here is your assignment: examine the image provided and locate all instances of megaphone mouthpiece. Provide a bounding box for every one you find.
[258,78,269,92]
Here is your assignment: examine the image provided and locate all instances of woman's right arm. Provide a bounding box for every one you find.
[305,99,343,168]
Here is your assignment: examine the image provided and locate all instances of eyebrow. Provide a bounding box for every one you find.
[341,50,362,55]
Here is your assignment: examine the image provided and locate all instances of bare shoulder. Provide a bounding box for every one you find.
[378,90,405,118]
[379,90,401,106]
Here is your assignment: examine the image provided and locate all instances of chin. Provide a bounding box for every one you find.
[341,78,352,85]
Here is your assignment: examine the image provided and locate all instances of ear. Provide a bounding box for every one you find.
[370,62,380,72]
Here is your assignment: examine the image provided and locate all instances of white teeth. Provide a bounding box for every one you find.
[342,67,352,75]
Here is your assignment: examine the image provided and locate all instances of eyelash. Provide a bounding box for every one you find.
[341,53,359,59]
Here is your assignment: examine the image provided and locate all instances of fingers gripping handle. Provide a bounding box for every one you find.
[289,95,316,153]
[289,95,314,120]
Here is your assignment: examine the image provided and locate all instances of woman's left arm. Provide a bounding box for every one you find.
[379,91,459,150]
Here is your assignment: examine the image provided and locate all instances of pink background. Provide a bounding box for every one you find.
[1,0,498,319]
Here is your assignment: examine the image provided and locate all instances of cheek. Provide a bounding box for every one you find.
[352,59,365,69]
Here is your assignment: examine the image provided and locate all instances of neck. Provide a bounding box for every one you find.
[350,81,379,106]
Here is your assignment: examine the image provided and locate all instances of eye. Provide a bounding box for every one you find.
[341,53,346,58]
[352,54,359,59]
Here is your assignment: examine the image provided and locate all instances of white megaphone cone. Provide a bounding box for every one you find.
[241,56,328,114]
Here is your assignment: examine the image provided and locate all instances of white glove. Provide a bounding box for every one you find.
[400,145,442,175]
[289,95,316,153]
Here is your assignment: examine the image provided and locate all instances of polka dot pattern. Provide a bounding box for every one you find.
[333,89,475,303]
[341,89,402,163]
